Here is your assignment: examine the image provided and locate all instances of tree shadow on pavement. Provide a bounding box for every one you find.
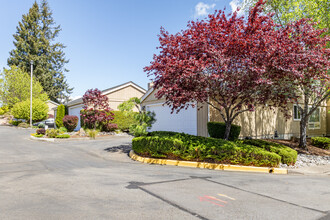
[104,144,132,154]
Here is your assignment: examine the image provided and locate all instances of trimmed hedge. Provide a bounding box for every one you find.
[111,111,138,131]
[311,137,330,150]
[132,131,281,167]
[56,134,70,138]
[240,139,297,165]
[207,122,241,141]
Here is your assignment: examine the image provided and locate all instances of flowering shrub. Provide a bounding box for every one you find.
[80,89,114,130]
[62,115,78,132]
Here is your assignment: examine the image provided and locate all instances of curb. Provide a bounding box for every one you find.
[30,135,91,142]
[129,150,287,174]
[30,135,56,142]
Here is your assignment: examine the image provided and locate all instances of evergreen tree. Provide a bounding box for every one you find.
[7,0,72,103]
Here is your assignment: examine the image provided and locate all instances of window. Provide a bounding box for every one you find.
[293,105,301,120]
[308,107,320,130]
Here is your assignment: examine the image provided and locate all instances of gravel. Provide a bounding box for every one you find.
[280,154,330,169]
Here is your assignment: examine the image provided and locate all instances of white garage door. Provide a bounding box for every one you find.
[68,105,83,131]
[146,104,197,135]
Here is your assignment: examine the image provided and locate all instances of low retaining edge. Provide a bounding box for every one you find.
[129,150,287,174]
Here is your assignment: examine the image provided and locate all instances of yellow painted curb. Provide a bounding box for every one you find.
[129,150,287,174]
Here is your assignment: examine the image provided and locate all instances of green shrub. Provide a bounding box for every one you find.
[240,139,297,165]
[38,123,45,128]
[55,104,65,128]
[130,124,148,137]
[46,129,59,138]
[132,131,281,167]
[207,122,241,141]
[0,106,9,115]
[311,137,330,150]
[9,120,22,126]
[58,127,68,133]
[56,134,70,138]
[18,122,29,128]
[11,99,48,122]
[32,133,44,138]
[130,111,156,137]
[111,111,138,131]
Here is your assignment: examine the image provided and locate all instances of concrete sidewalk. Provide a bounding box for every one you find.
[289,164,330,176]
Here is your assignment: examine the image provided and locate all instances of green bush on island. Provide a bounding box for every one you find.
[132,131,285,167]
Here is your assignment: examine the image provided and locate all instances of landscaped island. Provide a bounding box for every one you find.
[132,131,298,168]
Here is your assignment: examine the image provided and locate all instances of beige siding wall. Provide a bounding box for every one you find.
[210,102,327,139]
[197,102,208,137]
[106,85,145,111]
[326,100,330,136]
[141,88,166,106]
[141,89,329,139]
[47,102,58,116]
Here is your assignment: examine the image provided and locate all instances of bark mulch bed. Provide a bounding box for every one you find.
[266,139,330,156]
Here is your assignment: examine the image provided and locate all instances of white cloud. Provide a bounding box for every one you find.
[194,2,216,18]
[229,0,245,16]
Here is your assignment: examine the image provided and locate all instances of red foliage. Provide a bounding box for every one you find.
[36,128,46,135]
[144,0,330,140]
[81,89,114,129]
[103,123,118,132]
[63,115,79,132]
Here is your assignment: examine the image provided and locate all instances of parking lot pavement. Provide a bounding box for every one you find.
[0,126,329,220]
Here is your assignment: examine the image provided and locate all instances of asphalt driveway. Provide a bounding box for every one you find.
[0,126,329,220]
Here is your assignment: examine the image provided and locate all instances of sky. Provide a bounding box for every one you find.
[0,0,242,100]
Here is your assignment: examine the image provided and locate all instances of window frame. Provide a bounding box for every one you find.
[293,105,301,121]
[308,107,321,130]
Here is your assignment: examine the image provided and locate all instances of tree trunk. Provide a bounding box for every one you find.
[299,118,308,149]
[224,121,232,140]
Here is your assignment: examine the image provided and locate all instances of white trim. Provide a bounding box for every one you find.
[68,104,84,111]
[207,97,210,122]
[141,87,155,102]
[102,82,146,96]
[67,82,146,107]
[145,102,196,109]
[47,100,59,106]
[144,102,165,107]
[308,107,321,130]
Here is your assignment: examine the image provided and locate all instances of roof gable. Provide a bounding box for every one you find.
[66,81,146,107]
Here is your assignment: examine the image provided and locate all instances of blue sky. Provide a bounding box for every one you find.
[0,0,241,100]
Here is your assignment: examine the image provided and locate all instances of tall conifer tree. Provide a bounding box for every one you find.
[7,0,72,102]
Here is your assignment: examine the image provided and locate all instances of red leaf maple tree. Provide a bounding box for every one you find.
[145,0,330,142]
[145,1,299,140]
[271,19,330,148]
[81,89,114,130]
